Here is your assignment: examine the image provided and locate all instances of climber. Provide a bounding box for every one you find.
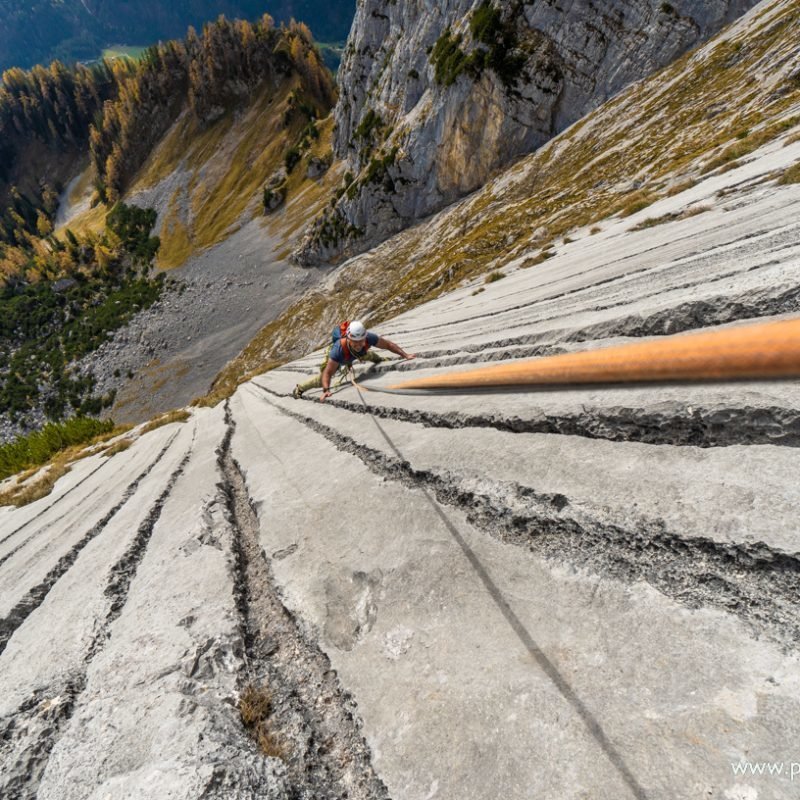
[292,320,416,401]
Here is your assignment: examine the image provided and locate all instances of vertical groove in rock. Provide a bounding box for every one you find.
[217,400,390,800]
[0,432,180,658]
[0,431,194,800]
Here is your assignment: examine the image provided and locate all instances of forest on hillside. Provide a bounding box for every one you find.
[0,202,165,425]
[0,0,355,72]
[0,13,336,438]
[90,16,334,203]
[0,59,134,246]
[1,14,334,274]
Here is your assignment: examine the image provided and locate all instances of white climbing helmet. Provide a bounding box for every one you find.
[348,320,367,341]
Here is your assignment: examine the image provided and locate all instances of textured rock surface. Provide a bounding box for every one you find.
[3,121,797,796]
[0,409,387,800]
[1,2,798,797]
[295,0,758,264]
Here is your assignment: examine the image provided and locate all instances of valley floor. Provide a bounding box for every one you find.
[82,218,325,424]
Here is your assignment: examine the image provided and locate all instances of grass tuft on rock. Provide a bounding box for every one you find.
[240,683,285,760]
[102,438,134,457]
[617,190,659,217]
[631,204,711,230]
[778,161,800,185]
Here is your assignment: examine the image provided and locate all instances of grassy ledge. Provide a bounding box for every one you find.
[0,418,135,507]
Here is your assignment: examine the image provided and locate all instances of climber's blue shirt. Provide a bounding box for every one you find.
[329,329,379,364]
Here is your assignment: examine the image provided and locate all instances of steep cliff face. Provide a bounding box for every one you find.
[294,0,758,264]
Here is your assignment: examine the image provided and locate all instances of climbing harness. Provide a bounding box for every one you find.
[333,366,352,389]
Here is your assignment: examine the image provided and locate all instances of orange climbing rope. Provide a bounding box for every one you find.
[387,317,800,392]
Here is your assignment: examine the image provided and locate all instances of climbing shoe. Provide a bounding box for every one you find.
[292,384,303,399]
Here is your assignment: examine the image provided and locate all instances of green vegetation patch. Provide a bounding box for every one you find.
[0,202,165,423]
[364,147,399,186]
[0,416,113,480]
[354,109,385,142]
[283,98,324,176]
[469,1,527,85]
[0,274,163,420]
[263,183,288,212]
[430,29,474,87]
[307,207,364,253]
[429,4,528,88]
[285,146,303,173]
[106,203,160,264]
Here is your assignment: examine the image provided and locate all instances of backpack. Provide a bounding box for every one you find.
[332,321,371,362]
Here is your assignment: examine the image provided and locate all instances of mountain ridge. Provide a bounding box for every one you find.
[293,0,761,266]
